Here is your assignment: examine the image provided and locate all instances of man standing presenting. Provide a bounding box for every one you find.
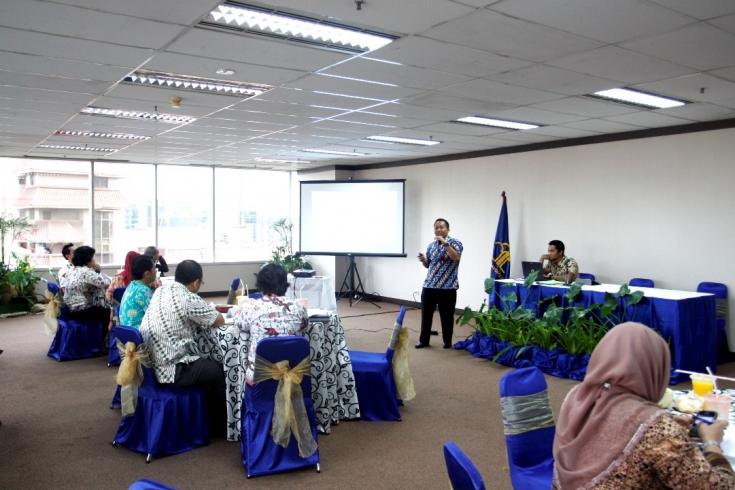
[139,259,226,432]
[540,240,579,283]
[416,219,463,349]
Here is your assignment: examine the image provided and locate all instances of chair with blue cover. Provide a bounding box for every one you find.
[444,442,486,490]
[578,273,595,281]
[111,325,210,463]
[128,480,179,490]
[46,281,106,361]
[349,306,414,421]
[107,286,127,367]
[629,278,654,288]
[241,336,320,477]
[697,282,731,364]
[499,366,555,490]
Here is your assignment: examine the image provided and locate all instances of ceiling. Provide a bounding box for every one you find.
[2,0,735,171]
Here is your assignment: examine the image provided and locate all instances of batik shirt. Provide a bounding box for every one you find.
[546,256,579,281]
[233,295,309,385]
[57,262,72,289]
[139,282,218,384]
[63,265,112,312]
[423,237,463,289]
[119,280,153,329]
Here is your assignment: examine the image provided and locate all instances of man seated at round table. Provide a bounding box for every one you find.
[233,263,309,387]
[118,255,157,329]
[139,259,226,431]
[539,239,579,283]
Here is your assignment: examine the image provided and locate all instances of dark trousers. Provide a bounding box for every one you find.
[172,358,227,435]
[420,288,457,346]
[67,306,111,325]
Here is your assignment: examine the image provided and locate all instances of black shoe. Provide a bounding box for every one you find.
[443,343,452,349]
[415,342,429,349]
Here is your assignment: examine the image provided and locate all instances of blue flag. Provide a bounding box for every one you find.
[491,192,510,279]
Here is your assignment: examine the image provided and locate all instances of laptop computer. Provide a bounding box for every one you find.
[522,261,547,283]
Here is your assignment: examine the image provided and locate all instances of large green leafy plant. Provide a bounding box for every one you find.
[268,218,312,274]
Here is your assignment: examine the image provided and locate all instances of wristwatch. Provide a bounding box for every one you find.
[702,440,721,449]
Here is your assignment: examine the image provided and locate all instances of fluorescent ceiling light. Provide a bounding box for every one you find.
[454,116,539,130]
[81,107,196,124]
[55,130,150,140]
[202,3,395,53]
[589,88,686,109]
[37,144,118,152]
[365,135,440,146]
[254,157,311,164]
[301,148,367,156]
[123,70,273,97]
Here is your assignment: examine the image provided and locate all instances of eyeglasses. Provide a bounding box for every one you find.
[199,280,205,286]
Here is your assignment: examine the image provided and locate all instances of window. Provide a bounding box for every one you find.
[93,176,108,188]
[214,168,290,262]
[157,166,213,263]
[93,211,113,264]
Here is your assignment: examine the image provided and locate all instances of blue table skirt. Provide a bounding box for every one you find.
[490,282,717,385]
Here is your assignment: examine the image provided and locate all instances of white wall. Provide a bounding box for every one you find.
[351,127,735,348]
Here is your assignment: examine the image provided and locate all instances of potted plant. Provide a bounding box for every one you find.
[267,218,312,274]
[0,213,37,312]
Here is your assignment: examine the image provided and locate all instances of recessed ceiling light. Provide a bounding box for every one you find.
[202,3,396,53]
[37,144,118,152]
[81,107,196,124]
[55,130,150,140]
[216,68,236,75]
[365,135,440,146]
[254,157,311,164]
[124,70,272,97]
[589,88,686,109]
[301,148,367,156]
[454,116,540,130]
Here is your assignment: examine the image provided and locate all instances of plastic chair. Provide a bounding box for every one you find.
[578,273,595,281]
[629,278,654,288]
[128,480,179,490]
[241,336,320,477]
[46,282,106,361]
[112,325,210,463]
[444,442,486,490]
[107,286,127,367]
[349,306,407,421]
[499,366,555,490]
[697,282,731,364]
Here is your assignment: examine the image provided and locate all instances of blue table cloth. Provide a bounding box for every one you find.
[491,281,717,384]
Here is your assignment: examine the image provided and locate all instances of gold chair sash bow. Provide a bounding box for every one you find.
[43,290,61,336]
[392,326,416,401]
[253,354,317,458]
[115,339,150,417]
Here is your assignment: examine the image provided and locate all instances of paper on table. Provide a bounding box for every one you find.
[537,280,565,285]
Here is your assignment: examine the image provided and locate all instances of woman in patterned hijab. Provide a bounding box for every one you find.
[553,322,734,489]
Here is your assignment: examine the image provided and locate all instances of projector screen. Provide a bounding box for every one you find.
[299,180,405,257]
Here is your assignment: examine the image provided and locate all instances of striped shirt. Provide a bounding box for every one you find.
[139,282,218,384]
[423,236,463,289]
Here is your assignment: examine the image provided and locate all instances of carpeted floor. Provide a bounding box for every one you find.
[1,297,733,490]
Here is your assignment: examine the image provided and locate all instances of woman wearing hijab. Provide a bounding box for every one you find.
[553,322,734,489]
[105,251,140,302]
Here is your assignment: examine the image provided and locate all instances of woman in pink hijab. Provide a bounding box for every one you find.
[553,322,734,489]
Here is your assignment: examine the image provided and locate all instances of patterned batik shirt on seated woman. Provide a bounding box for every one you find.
[63,265,112,312]
[233,295,309,386]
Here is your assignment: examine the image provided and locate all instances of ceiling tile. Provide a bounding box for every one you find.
[602,111,695,127]
[241,99,344,119]
[621,23,735,71]
[49,0,217,26]
[258,88,380,111]
[486,64,619,96]
[0,51,131,83]
[0,72,112,96]
[707,13,735,35]
[559,119,646,133]
[438,79,565,105]
[481,106,588,124]
[360,102,468,122]
[531,97,641,117]
[371,36,533,77]
[402,92,513,113]
[415,121,510,136]
[284,73,423,101]
[1,2,185,49]
[489,0,694,44]
[0,27,153,67]
[547,46,697,84]
[0,85,95,106]
[332,111,430,129]
[167,28,350,73]
[490,131,563,143]
[423,9,604,62]
[647,0,735,20]
[633,73,735,103]
[522,125,602,139]
[651,102,735,121]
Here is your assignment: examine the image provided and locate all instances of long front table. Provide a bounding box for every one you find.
[492,280,717,384]
[193,311,360,441]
